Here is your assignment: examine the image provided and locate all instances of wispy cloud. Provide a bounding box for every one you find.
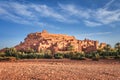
[0,2,42,27]
[59,4,90,19]
[103,0,115,9]
[0,1,66,29]
[84,20,102,27]
[76,32,112,37]
[0,1,79,27]
[94,8,120,25]
[31,4,66,22]
[59,0,120,27]
[86,0,120,26]
[81,32,111,36]
[0,0,120,27]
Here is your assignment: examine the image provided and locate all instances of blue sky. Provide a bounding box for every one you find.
[0,0,120,49]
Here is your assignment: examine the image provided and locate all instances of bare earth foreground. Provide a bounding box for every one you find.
[0,59,120,80]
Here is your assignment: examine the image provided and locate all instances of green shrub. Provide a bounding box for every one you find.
[5,48,17,57]
[64,53,71,58]
[0,57,16,61]
[18,53,45,59]
[22,53,38,59]
[27,53,37,59]
[0,53,5,57]
[85,53,92,58]
[36,53,44,59]
[79,57,86,60]
[44,53,52,59]
[54,53,64,59]
[17,53,26,59]
[114,55,120,59]
[102,56,114,59]
[16,53,33,59]
[70,52,86,60]
[92,53,100,61]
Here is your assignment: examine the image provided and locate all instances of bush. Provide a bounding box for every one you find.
[64,53,71,58]
[5,48,17,57]
[0,57,16,62]
[114,55,120,59]
[17,53,26,59]
[92,53,100,61]
[27,53,37,59]
[17,53,45,59]
[0,53,5,57]
[79,57,86,60]
[36,53,44,59]
[70,52,86,60]
[85,53,92,58]
[44,53,52,59]
[54,53,64,59]
[16,53,34,59]
[102,56,114,59]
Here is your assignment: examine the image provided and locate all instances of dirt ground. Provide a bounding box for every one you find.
[0,59,120,80]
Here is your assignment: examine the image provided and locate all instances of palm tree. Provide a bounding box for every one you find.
[115,42,120,52]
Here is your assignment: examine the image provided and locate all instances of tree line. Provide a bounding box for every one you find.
[0,42,120,61]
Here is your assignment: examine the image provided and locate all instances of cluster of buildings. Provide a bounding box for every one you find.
[15,30,106,53]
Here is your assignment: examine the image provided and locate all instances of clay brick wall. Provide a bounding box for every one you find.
[15,30,104,53]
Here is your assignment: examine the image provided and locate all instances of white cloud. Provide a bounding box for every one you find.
[90,0,120,26]
[59,0,120,27]
[95,8,120,24]
[0,1,79,27]
[59,4,90,19]
[84,20,102,27]
[79,32,112,36]
[31,4,68,22]
[0,6,36,25]
[0,7,7,14]
[11,3,33,17]
[0,0,120,27]
[103,0,115,9]
[0,2,65,28]
[0,2,41,26]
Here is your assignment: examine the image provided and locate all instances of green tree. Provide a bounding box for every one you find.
[104,44,111,52]
[5,48,17,56]
[115,42,120,52]
[54,53,64,59]
[92,53,100,61]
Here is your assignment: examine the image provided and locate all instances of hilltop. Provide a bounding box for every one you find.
[15,30,106,53]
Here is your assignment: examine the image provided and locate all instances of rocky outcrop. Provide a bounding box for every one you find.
[15,30,106,53]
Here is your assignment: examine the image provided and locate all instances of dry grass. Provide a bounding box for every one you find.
[0,59,120,80]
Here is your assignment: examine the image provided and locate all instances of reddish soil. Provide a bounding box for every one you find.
[0,59,120,80]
